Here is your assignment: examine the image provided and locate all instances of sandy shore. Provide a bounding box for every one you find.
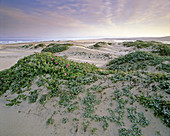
[0,40,126,136]
[0,40,132,71]
[0,39,170,136]
[0,98,54,136]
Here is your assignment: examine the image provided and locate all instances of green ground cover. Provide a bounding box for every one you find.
[42,43,73,53]
[123,40,170,56]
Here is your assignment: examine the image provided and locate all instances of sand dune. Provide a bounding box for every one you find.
[0,39,169,136]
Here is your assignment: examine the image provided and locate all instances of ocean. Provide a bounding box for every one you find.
[0,38,170,44]
[0,37,103,44]
[0,38,43,44]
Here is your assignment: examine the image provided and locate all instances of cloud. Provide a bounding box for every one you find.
[0,0,169,38]
[0,7,86,37]
[36,0,60,6]
[114,0,127,17]
[0,6,118,38]
[125,0,170,24]
[103,0,116,27]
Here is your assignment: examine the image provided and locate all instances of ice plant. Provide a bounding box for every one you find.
[66,64,69,67]
[51,58,54,60]
[56,66,58,68]
[30,81,32,83]
[17,89,19,92]
[64,73,66,75]
[1,77,3,80]
[55,63,58,65]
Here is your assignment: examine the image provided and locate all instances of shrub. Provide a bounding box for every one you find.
[42,44,73,53]
[123,40,161,48]
[34,43,46,49]
[138,95,170,127]
[22,44,33,48]
[109,51,154,65]
[108,51,170,72]
[47,43,56,47]
[28,90,38,103]
[90,42,107,49]
[123,40,170,56]
[153,44,170,56]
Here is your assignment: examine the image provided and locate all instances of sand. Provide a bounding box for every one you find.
[0,39,170,136]
[0,40,132,70]
[0,99,54,136]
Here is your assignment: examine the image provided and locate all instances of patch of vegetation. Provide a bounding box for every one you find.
[86,85,136,132]
[22,44,34,48]
[6,94,27,106]
[157,131,161,135]
[42,43,73,53]
[90,42,107,49]
[119,124,142,136]
[46,111,56,125]
[127,107,149,127]
[90,127,97,135]
[36,77,46,87]
[82,121,90,132]
[62,117,68,124]
[123,40,170,56]
[34,43,46,49]
[138,95,170,127]
[67,101,79,112]
[108,43,112,45]
[123,40,161,48]
[159,81,170,94]
[108,51,170,72]
[47,43,57,47]
[88,84,107,92]
[39,94,47,104]
[28,89,38,103]
[82,92,99,118]
[46,116,54,125]
[72,118,79,121]
[153,44,170,56]
[0,52,98,96]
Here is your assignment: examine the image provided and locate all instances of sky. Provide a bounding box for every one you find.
[0,0,170,39]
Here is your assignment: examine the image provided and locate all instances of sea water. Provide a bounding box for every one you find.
[0,37,102,44]
[0,38,170,44]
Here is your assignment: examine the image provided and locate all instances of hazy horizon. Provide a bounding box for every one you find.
[0,0,170,38]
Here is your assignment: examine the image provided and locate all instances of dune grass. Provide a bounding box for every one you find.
[42,43,73,53]
[34,43,46,49]
[22,44,34,48]
[108,51,170,72]
[123,40,170,56]
[89,42,108,49]
[123,40,161,48]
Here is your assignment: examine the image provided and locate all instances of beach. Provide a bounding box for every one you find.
[0,39,170,136]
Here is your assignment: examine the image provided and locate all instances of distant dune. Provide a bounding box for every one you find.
[101,36,170,41]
